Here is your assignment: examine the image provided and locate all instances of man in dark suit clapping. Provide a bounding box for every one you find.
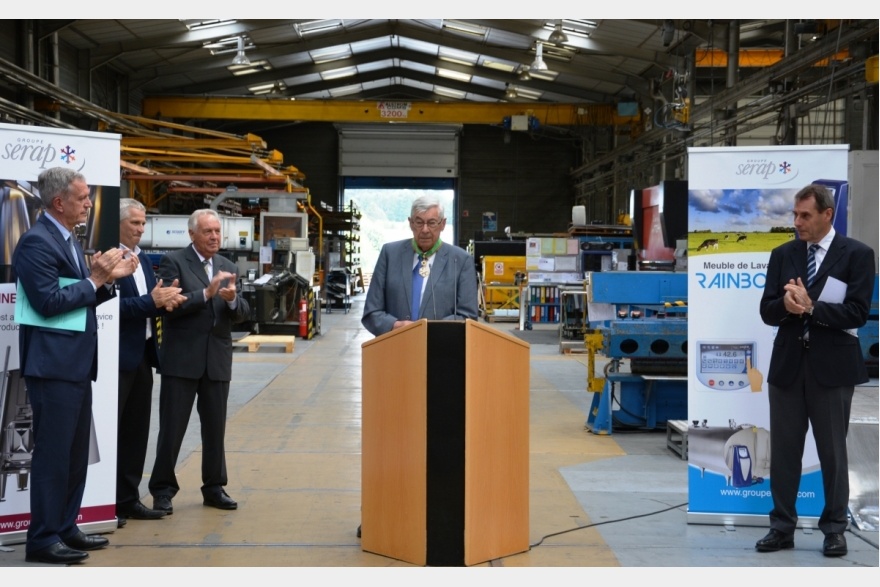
[148,209,250,514]
[13,167,136,564]
[757,183,875,557]
[115,198,184,522]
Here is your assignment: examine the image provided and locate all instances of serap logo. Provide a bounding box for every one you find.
[1,135,87,172]
[734,157,798,184]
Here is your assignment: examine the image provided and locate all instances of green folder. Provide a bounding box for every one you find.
[14,278,87,332]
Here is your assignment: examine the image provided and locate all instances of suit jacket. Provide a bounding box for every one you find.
[156,245,250,381]
[118,250,162,372]
[362,238,478,336]
[12,214,113,382]
[760,232,875,388]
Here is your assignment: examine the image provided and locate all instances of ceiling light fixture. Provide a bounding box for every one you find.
[504,84,517,100]
[548,23,569,45]
[531,42,548,71]
[232,37,250,66]
[518,66,531,81]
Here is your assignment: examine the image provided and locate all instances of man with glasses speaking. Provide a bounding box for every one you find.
[362,194,478,336]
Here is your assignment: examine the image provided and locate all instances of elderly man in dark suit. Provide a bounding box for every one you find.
[362,194,478,337]
[757,183,875,557]
[149,209,250,514]
[115,198,184,522]
[12,167,136,564]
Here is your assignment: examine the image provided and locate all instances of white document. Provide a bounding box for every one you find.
[818,276,857,336]
[817,276,847,303]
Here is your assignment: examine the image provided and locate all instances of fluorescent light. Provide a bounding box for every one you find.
[182,19,237,31]
[441,20,486,37]
[321,66,357,81]
[311,47,352,64]
[528,69,558,81]
[514,87,542,100]
[328,84,361,97]
[228,60,270,76]
[482,60,517,73]
[297,19,343,36]
[543,19,597,40]
[435,86,466,99]
[438,47,478,67]
[437,68,472,83]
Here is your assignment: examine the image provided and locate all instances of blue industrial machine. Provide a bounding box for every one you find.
[584,271,688,435]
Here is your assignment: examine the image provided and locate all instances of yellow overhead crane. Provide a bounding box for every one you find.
[141,98,641,128]
[97,113,306,211]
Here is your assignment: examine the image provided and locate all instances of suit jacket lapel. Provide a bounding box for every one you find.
[400,241,414,310]
[41,216,82,277]
[186,246,211,287]
[814,233,845,285]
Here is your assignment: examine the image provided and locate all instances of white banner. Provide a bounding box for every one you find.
[686,145,849,524]
[0,123,120,544]
[0,122,120,186]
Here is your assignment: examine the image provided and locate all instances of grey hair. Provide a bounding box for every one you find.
[188,208,221,232]
[410,194,444,220]
[37,167,86,208]
[120,198,146,221]
[794,184,836,221]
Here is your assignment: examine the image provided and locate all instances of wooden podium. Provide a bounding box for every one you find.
[361,319,530,566]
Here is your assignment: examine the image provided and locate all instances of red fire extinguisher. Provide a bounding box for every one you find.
[299,297,308,338]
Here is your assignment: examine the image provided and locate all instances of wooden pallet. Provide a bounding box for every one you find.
[234,335,295,353]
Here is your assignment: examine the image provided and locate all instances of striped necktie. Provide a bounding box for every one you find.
[803,243,820,340]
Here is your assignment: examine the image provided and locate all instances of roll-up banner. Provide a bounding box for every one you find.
[0,122,121,544]
[686,145,849,525]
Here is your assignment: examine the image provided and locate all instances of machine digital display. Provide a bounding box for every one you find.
[696,341,756,390]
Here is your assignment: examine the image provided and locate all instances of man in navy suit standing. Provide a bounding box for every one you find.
[757,183,875,557]
[12,167,136,564]
[115,198,184,522]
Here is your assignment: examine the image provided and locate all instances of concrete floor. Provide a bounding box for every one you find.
[2,293,877,578]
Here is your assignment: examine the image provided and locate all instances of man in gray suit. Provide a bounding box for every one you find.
[362,194,478,337]
[149,209,250,514]
[359,195,478,539]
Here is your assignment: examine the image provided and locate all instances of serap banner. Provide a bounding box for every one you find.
[0,122,120,544]
[686,145,849,525]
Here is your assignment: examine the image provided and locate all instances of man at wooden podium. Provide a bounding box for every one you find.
[359,194,479,540]
[362,194,478,337]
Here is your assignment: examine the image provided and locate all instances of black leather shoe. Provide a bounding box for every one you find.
[356,524,361,539]
[26,542,89,564]
[153,495,173,514]
[823,533,847,557]
[203,489,237,510]
[118,500,167,520]
[755,529,794,552]
[63,531,109,551]
[117,517,127,529]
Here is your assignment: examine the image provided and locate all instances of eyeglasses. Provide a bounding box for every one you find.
[411,219,443,229]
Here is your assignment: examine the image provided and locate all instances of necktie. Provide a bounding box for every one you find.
[803,243,819,340]
[68,236,83,278]
[203,259,211,279]
[411,260,423,320]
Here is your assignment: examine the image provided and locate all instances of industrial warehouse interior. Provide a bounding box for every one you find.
[0,14,878,577]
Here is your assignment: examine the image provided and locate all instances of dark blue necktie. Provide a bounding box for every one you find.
[803,243,819,340]
[411,260,423,320]
[68,235,83,278]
